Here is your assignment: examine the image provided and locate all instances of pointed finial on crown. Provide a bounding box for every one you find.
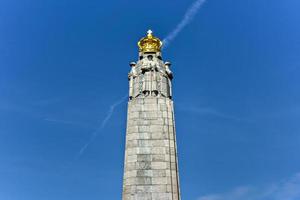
[138,30,163,53]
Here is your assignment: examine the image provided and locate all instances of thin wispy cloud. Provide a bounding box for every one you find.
[44,118,91,129]
[45,118,78,124]
[177,104,247,122]
[76,95,128,158]
[0,96,62,117]
[163,0,207,48]
[0,99,90,128]
[197,173,300,200]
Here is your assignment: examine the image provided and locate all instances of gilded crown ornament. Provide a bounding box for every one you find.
[138,30,163,53]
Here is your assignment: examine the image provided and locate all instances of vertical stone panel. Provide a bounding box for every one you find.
[123,97,180,200]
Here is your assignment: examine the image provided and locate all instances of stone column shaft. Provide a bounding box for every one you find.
[122,31,180,200]
[123,98,180,200]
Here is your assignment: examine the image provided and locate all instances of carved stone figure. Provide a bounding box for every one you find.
[128,62,137,99]
[165,62,173,98]
[165,61,173,79]
[141,55,159,96]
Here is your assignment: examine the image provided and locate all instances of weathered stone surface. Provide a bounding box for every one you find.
[122,97,180,200]
[123,44,180,199]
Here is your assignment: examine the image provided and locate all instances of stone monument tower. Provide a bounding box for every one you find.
[122,30,180,200]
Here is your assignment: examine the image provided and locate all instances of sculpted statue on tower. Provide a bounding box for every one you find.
[128,30,173,99]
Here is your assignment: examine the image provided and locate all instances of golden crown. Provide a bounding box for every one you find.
[138,30,163,53]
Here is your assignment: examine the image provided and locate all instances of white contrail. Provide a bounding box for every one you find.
[77,95,128,158]
[163,0,207,48]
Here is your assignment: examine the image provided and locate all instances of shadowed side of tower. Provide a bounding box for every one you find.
[122,30,180,200]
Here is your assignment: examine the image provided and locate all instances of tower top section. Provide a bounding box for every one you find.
[138,30,163,53]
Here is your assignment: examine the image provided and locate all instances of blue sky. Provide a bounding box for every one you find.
[1,0,300,199]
